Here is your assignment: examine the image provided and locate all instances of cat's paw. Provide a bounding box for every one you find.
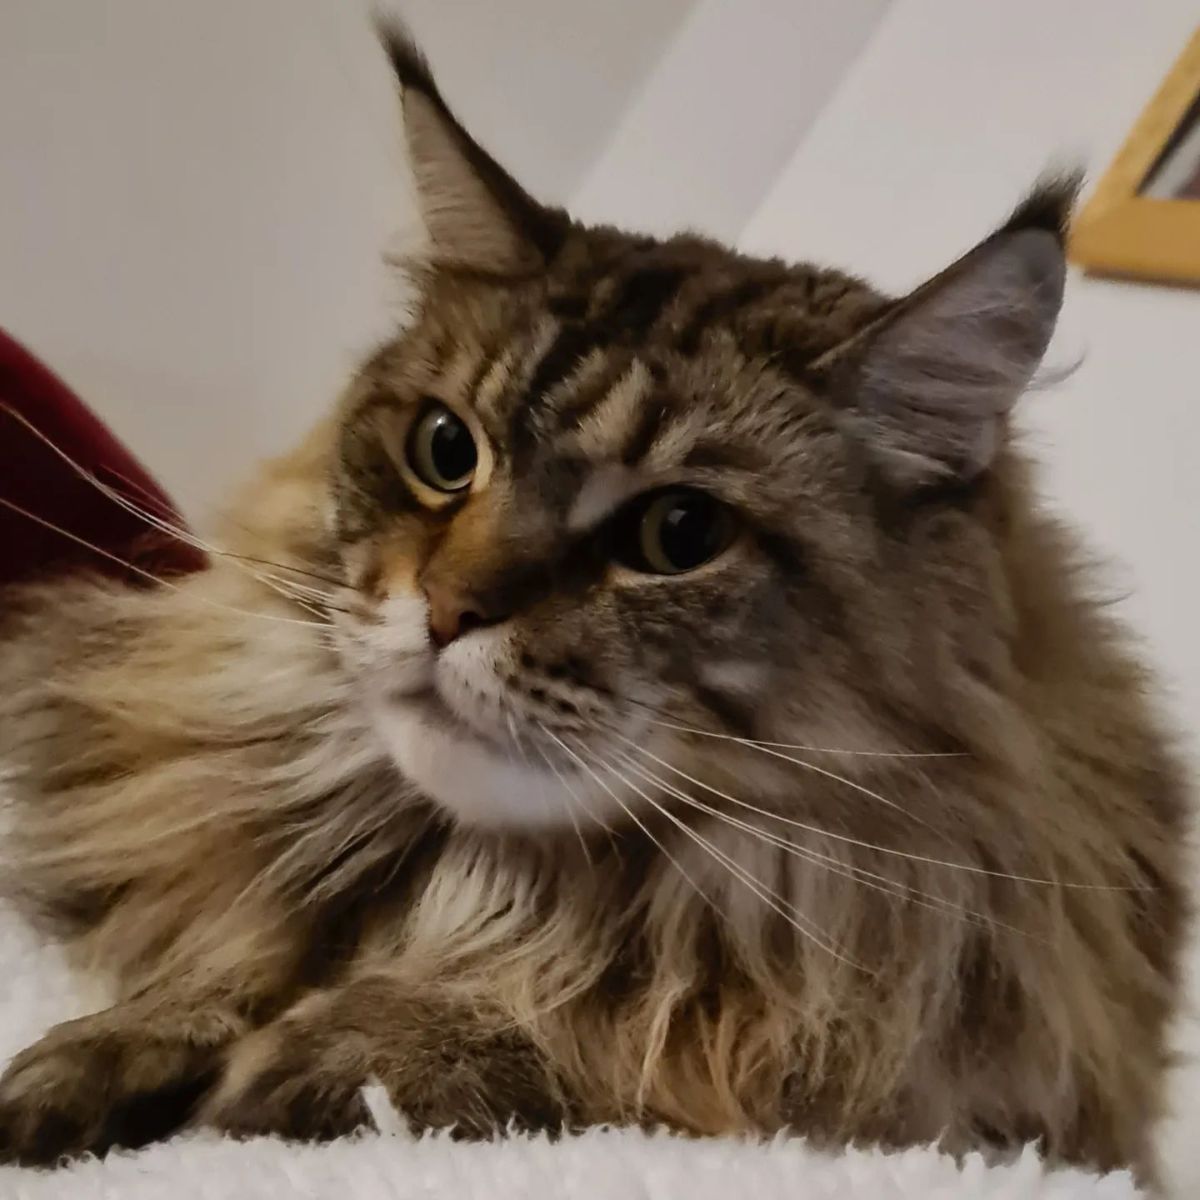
[200,1021,373,1142]
[201,983,566,1144]
[0,1007,240,1165]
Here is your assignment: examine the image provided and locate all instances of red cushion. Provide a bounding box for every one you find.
[0,328,206,590]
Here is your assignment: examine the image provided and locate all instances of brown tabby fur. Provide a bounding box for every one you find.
[0,23,1189,1183]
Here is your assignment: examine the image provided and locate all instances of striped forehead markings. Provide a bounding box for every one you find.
[523,264,691,406]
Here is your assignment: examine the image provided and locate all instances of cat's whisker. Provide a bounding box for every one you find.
[198,556,338,621]
[280,594,336,623]
[212,552,346,594]
[546,733,730,1101]
[609,745,1041,943]
[261,588,332,623]
[619,694,965,759]
[503,710,526,753]
[0,494,335,631]
[1,403,350,600]
[537,730,624,864]
[611,744,918,891]
[2,404,228,559]
[611,705,937,833]
[616,698,965,835]
[692,726,936,831]
[0,402,348,620]
[538,723,714,915]
[81,478,346,618]
[255,574,339,604]
[610,727,1140,891]
[531,739,595,868]
[95,462,182,519]
[201,516,348,590]
[568,735,868,972]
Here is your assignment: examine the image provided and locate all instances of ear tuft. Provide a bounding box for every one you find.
[374,17,566,274]
[999,170,1083,242]
[375,16,440,98]
[822,175,1077,489]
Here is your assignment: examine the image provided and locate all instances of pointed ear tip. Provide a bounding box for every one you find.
[1002,170,1085,243]
[373,13,440,100]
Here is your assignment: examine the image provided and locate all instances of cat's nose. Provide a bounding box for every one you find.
[422,579,500,648]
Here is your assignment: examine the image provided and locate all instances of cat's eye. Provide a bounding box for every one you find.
[406,403,478,492]
[619,488,737,575]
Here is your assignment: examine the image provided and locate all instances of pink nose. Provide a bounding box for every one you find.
[422,580,488,648]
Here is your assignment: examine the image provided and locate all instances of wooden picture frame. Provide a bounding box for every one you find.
[1069,26,1200,284]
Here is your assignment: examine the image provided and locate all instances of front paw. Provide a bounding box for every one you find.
[200,1022,373,1142]
[201,983,567,1145]
[0,1006,239,1165]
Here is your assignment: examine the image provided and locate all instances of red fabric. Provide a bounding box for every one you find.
[0,328,206,590]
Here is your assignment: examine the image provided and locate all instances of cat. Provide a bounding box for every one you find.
[0,21,1189,1182]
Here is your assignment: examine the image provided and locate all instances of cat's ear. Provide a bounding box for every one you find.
[378,21,565,273]
[818,177,1077,489]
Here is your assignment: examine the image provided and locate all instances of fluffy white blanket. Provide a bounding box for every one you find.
[0,885,1151,1200]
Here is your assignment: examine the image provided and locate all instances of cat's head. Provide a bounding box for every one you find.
[322,26,1070,832]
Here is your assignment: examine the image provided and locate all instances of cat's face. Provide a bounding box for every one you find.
[324,31,1067,832]
[329,237,886,829]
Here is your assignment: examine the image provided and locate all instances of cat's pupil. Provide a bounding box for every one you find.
[429,412,476,483]
[659,496,720,570]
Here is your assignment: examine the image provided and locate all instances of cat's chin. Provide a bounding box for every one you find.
[367,691,624,831]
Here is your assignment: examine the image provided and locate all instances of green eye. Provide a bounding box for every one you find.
[406,403,477,492]
[621,489,737,575]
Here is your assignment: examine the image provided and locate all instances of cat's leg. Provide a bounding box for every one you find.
[200,974,569,1142]
[0,997,248,1165]
[0,906,307,1164]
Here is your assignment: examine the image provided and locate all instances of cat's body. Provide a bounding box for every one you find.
[0,26,1189,1180]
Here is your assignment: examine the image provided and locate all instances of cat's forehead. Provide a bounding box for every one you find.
[369,229,887,514]
[432,228,887,400]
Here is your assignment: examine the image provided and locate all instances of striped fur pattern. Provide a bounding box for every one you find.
[0,23,1188,1184]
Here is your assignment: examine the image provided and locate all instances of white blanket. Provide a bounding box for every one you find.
[0,884,1152,1200]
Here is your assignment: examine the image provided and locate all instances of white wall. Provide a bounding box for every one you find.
[571,0,891,242]
[740,2,1200,1190]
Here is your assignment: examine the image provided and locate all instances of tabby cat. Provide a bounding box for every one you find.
[0,23,1188,1181]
